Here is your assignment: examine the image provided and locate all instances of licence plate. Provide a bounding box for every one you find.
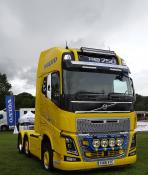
[98,160,114,166]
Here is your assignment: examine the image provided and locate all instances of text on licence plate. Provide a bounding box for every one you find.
[98,160,114,166]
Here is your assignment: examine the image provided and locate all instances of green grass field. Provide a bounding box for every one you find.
[0,132,148,175]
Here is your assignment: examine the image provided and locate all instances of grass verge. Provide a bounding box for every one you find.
[0,132,148,175]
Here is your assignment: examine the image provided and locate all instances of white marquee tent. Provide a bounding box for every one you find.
[18,111,35,131]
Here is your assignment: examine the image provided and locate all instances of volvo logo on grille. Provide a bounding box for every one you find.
[93,103,116,111]
[101,104,108,110]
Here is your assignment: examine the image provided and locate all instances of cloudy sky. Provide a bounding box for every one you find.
[0,0,148,96]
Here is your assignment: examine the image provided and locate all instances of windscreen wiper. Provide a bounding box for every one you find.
[108,92,133,101]
[75,91,105,95]
[108,92,124,97]
[74,91,106,100]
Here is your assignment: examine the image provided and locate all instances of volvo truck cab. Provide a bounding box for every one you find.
[18,47,137,171]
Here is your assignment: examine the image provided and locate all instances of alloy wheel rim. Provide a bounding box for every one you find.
[25,141,29,154]
[44,151,49,169]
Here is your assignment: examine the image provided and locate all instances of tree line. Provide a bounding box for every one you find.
[0,73,148,111]
[0,73,35,110]
[134,94,148,111]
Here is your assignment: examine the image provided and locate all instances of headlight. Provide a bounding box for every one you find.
[116,138,124,146]
[92,139,100,148]
[109,138,116,147]
[61,133,79,156]
[101,138,108,148]
[130,133,136,149]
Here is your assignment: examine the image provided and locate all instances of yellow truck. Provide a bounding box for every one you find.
[17,47,137,171]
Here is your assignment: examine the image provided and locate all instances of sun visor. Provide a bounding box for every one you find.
[63,60,130,73]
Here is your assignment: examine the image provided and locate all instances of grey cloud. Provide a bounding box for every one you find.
[69,37,105,49]
[133,70,148,95]
[18,66,36,86]
[2,0,133,37]
[0,0,148,95]
[0,56,19,79]
[0,56,36,87]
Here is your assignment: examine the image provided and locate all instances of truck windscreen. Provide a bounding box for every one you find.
[63,70,133,97]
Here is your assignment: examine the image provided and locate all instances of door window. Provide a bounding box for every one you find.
[42,72,60,105]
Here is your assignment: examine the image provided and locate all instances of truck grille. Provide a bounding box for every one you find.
[76,118,130,161]
[77,117,130,133]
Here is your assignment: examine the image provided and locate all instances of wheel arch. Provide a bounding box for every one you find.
[42,134,52,147]
[41,134,53,157]
[41,134,54,170]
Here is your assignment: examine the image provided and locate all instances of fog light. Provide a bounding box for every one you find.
[92,139,100,148]
[109,138,116,147]
[64,156,81,162]
[101,139,108,148]
[116,138,124,146]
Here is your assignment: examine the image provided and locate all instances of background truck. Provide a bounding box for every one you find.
[18,47,137,171]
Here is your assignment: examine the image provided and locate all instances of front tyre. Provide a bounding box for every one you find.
[42,142,53,171]
[23,136,30,157]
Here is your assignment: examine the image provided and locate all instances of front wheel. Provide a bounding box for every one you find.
[42,142,53,171]
[23,136,30,157]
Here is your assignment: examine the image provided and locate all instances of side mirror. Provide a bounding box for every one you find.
[51,72,60,105]
[129,77,136,102]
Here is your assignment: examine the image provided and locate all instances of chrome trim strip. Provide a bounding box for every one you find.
[75,111,130,114]
[71,61,129,70]
[109,68,122,71]
[82,66,97,69]
[71,101,132,104]
[76,117,130,121]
